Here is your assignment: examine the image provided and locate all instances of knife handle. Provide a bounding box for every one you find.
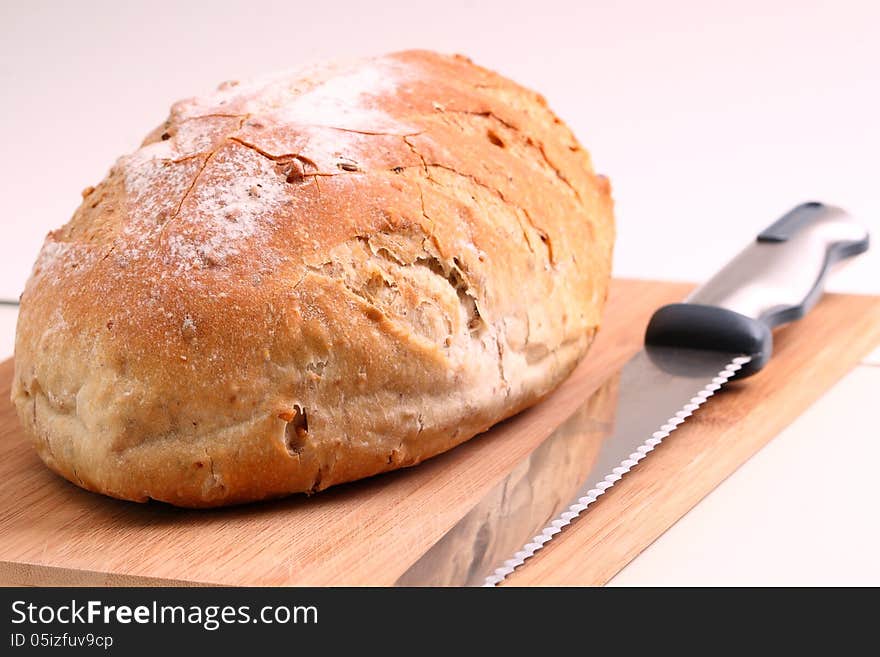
[645,202,870,377]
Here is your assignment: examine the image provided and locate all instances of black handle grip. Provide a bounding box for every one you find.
[645,202,869,377]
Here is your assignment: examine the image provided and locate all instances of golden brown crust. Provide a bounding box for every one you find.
[12,50,614,507]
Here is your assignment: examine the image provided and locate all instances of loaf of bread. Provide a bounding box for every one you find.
[12,50,614,507]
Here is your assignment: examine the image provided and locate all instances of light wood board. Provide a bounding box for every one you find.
[1,279,878,586]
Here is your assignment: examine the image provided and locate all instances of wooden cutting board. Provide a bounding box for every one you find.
[1,279,878,586]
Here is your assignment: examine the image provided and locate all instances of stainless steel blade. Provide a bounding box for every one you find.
[395,346,751,587]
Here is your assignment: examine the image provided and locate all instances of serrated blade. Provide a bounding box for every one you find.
[395,346,751,587]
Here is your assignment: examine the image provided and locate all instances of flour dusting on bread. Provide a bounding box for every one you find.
[165,144,288,272]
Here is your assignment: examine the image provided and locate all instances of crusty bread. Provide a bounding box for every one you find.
[12,50,614,507]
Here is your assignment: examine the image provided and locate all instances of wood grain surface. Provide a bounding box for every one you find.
[1,279,878,586]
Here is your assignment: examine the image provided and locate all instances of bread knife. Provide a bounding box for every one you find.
[396,202,870,586]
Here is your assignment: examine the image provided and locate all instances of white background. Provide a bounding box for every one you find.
[1,0,878,585]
